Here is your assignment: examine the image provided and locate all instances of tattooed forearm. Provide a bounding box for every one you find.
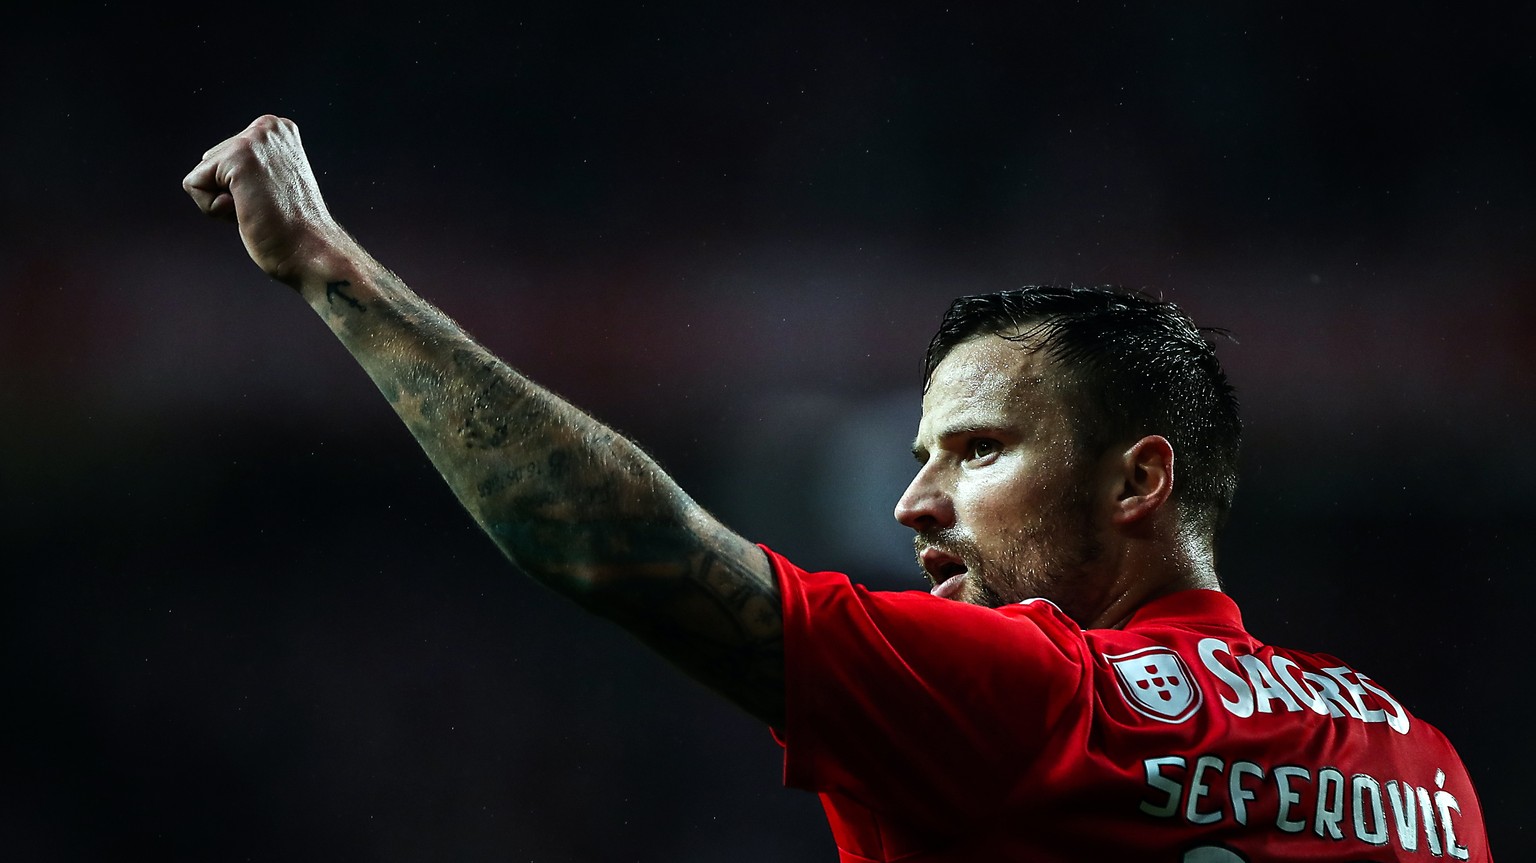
[295,254,785,724]
[325,280,366,312]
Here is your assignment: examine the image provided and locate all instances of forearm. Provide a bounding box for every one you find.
[184,114,784,723]
[289,248,784,721]
[291,243,704,592]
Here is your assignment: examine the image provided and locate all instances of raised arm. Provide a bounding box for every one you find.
[183,116,784,725]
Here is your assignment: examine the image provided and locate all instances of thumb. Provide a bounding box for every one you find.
[207,192,236,222]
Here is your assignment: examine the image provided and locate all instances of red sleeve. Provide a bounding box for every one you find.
[764,545,1086,822]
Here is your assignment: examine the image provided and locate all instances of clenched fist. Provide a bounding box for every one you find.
[183,115,351,286]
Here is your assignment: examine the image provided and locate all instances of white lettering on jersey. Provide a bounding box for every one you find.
[1193,637,1410,734]
[1385,780,1418,851]
[1273,765,1308,833]
[1359,673,1411,734]
[1238,654,1302,714]
[1270,655,1329,715]
[1139,755,1473,857]
[1197,638,1253,717]
[1186,755,1224,824]
[1140,756,1185,817]
[1352,773,1388,846]
[1302,668,1362,719]
[1315,767,1345,839]
[1228,760,1263,825]
[1417,785,1444,856]
[1435,769,1471,860]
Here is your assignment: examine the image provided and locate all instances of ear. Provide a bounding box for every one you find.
[1112,435,1174,526]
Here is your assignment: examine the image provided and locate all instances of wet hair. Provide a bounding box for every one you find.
[924,285,1242,536]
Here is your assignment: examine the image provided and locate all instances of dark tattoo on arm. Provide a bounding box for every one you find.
[567,529,785,726]
[323,266,786,724]
[326,280,366,312]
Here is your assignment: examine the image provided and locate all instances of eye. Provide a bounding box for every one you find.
[966,438,1001,462]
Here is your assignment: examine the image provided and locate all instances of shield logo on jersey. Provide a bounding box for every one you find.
[1105,646,1203,724]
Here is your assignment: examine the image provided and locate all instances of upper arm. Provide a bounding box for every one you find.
[570,512,784,726]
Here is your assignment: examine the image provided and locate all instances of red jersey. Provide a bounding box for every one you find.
[765,547,1492,862]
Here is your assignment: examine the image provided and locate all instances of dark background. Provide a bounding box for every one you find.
[2,3,1532,859]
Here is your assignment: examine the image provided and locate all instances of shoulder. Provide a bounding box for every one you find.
[766,545,1090,659]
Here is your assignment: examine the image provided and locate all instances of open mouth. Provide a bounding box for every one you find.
[919,547,969,590]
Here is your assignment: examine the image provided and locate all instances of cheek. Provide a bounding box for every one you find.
[955,463,1038,528]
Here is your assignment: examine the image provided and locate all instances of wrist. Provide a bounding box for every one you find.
[289,240,414,332]
[279,228,370,296]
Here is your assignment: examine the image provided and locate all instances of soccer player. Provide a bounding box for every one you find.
[184,115,1492,861]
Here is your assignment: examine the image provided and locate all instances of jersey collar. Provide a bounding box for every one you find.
[1120,588,1246,634]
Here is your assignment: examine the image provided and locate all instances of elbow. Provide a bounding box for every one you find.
[487,513,697,606]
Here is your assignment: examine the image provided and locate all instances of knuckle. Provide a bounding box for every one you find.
[242,114,300,148]
[251,113,297,133]
[246,115,280,143]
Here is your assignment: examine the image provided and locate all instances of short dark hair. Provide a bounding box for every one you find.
[924,285,1242,536]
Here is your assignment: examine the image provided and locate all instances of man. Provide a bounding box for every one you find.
[184,116,1492,861]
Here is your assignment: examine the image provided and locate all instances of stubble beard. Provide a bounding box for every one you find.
[915,482,1103,614]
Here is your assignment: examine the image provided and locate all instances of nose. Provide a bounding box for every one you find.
[893,464,954,532]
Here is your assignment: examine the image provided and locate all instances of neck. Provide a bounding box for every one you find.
[1083,533,1219,630]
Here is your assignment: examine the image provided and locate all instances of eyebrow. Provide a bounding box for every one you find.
[910,422,1001,461]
